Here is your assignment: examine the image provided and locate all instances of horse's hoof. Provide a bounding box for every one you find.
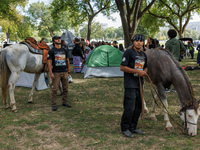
[150,117,157,121]
[28,101,34,104]
[166,126,173,132]
[144,108,149,113]
[12,109,17,112]
[5,105,10,109]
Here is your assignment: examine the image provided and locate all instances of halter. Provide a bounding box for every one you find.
[180,106,198,134]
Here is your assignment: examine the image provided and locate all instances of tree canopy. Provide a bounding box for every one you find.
[27,2,73,38]
[148,0,200,38]
[51,0,116,41]
[0,0,27,20]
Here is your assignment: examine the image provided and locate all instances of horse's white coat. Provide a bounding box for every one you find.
[1,44,45,111]
[180,109,200,136]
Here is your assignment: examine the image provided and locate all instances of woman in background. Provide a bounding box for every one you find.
[72,39,84,73]
[119,44,125,53]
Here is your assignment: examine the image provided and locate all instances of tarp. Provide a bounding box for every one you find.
[82,45,124,78]
[61,30,75,47]
[16,72,48,90]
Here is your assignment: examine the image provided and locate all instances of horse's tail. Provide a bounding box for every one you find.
[0,51,11,106]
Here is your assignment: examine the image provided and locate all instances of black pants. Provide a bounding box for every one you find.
[190,50,194,59]
[121,88,142,131]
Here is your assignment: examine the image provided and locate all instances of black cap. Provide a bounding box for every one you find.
[52,36,61,42]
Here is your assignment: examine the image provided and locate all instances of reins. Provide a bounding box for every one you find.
[139,77,144,132]
[144,74,187,134]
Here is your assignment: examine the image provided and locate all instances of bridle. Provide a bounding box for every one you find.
[180,106,198,134]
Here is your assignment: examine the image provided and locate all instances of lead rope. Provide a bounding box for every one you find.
[145,74,186,134]
[139,76,144,132]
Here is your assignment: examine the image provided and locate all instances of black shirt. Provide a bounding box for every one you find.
[149,44,155,49]
[121,48,147,88]
[72,44,84,59]
[47,47,69,73]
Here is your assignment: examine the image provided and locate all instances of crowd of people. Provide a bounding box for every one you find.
[71,38,125,73]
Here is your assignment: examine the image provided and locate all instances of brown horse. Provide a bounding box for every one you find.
[145,47,199,136]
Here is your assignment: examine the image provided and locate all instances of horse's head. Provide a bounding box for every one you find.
[180,102,200,136]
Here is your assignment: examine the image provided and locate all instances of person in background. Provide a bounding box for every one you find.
[165,29,186,92]
[197,43,200,65]
[119,44,125,53]
[147,37,156,49]
[120,34,147,138]
[165,29,186,61]
[47,36,71,111]
[3,41,11,48]
[113,41,118,49]
[72,39,84,73]
[188,40,194,59]
[61,40,68,51]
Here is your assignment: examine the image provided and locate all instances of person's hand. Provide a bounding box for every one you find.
[138,70,147,77]
[50,73,55,79]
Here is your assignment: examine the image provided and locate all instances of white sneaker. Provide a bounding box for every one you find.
[165,88,170,93]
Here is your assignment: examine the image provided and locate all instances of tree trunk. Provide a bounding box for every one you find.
[48,27,54,37]
[115,0,130,48]
[87,16,93,41]
[6,28,10,43]
[115,0,155,48]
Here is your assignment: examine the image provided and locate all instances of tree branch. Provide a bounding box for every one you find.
[160,0,178,16]
[87,1,94,15]
[182,12,191,33]
[139,0,156,18]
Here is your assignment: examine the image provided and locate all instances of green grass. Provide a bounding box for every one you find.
[0,57,200,149]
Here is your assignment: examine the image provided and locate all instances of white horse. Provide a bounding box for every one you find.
[0,43,48,112]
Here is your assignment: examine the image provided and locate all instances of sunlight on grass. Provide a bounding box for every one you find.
[0,59,200,149]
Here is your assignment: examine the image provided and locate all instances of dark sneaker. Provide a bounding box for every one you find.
[52,105,57,111]
[131,129,145,135]
[171,88,176,92]
[122,130,134,138]
[63,103,72,108]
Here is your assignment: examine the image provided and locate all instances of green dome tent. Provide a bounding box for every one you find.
[82,45,124,78]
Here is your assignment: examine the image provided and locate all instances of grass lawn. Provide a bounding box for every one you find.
[0,54,200,149]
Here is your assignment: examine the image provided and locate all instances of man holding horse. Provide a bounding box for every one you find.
[120,34,147,138]
[47,36,71,111]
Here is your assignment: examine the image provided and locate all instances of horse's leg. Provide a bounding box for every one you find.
[8,72,21,112]
[157,85,173,131]
[46,72,52,90]
[1,69,10,109]
[143,82,149,113]
[28,73,41,103]
[143,98,149,113]
[150,94,157,121]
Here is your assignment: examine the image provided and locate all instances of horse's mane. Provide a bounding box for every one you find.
[153,47,198,111]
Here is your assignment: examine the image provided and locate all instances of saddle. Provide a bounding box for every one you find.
[20,37,50,72]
